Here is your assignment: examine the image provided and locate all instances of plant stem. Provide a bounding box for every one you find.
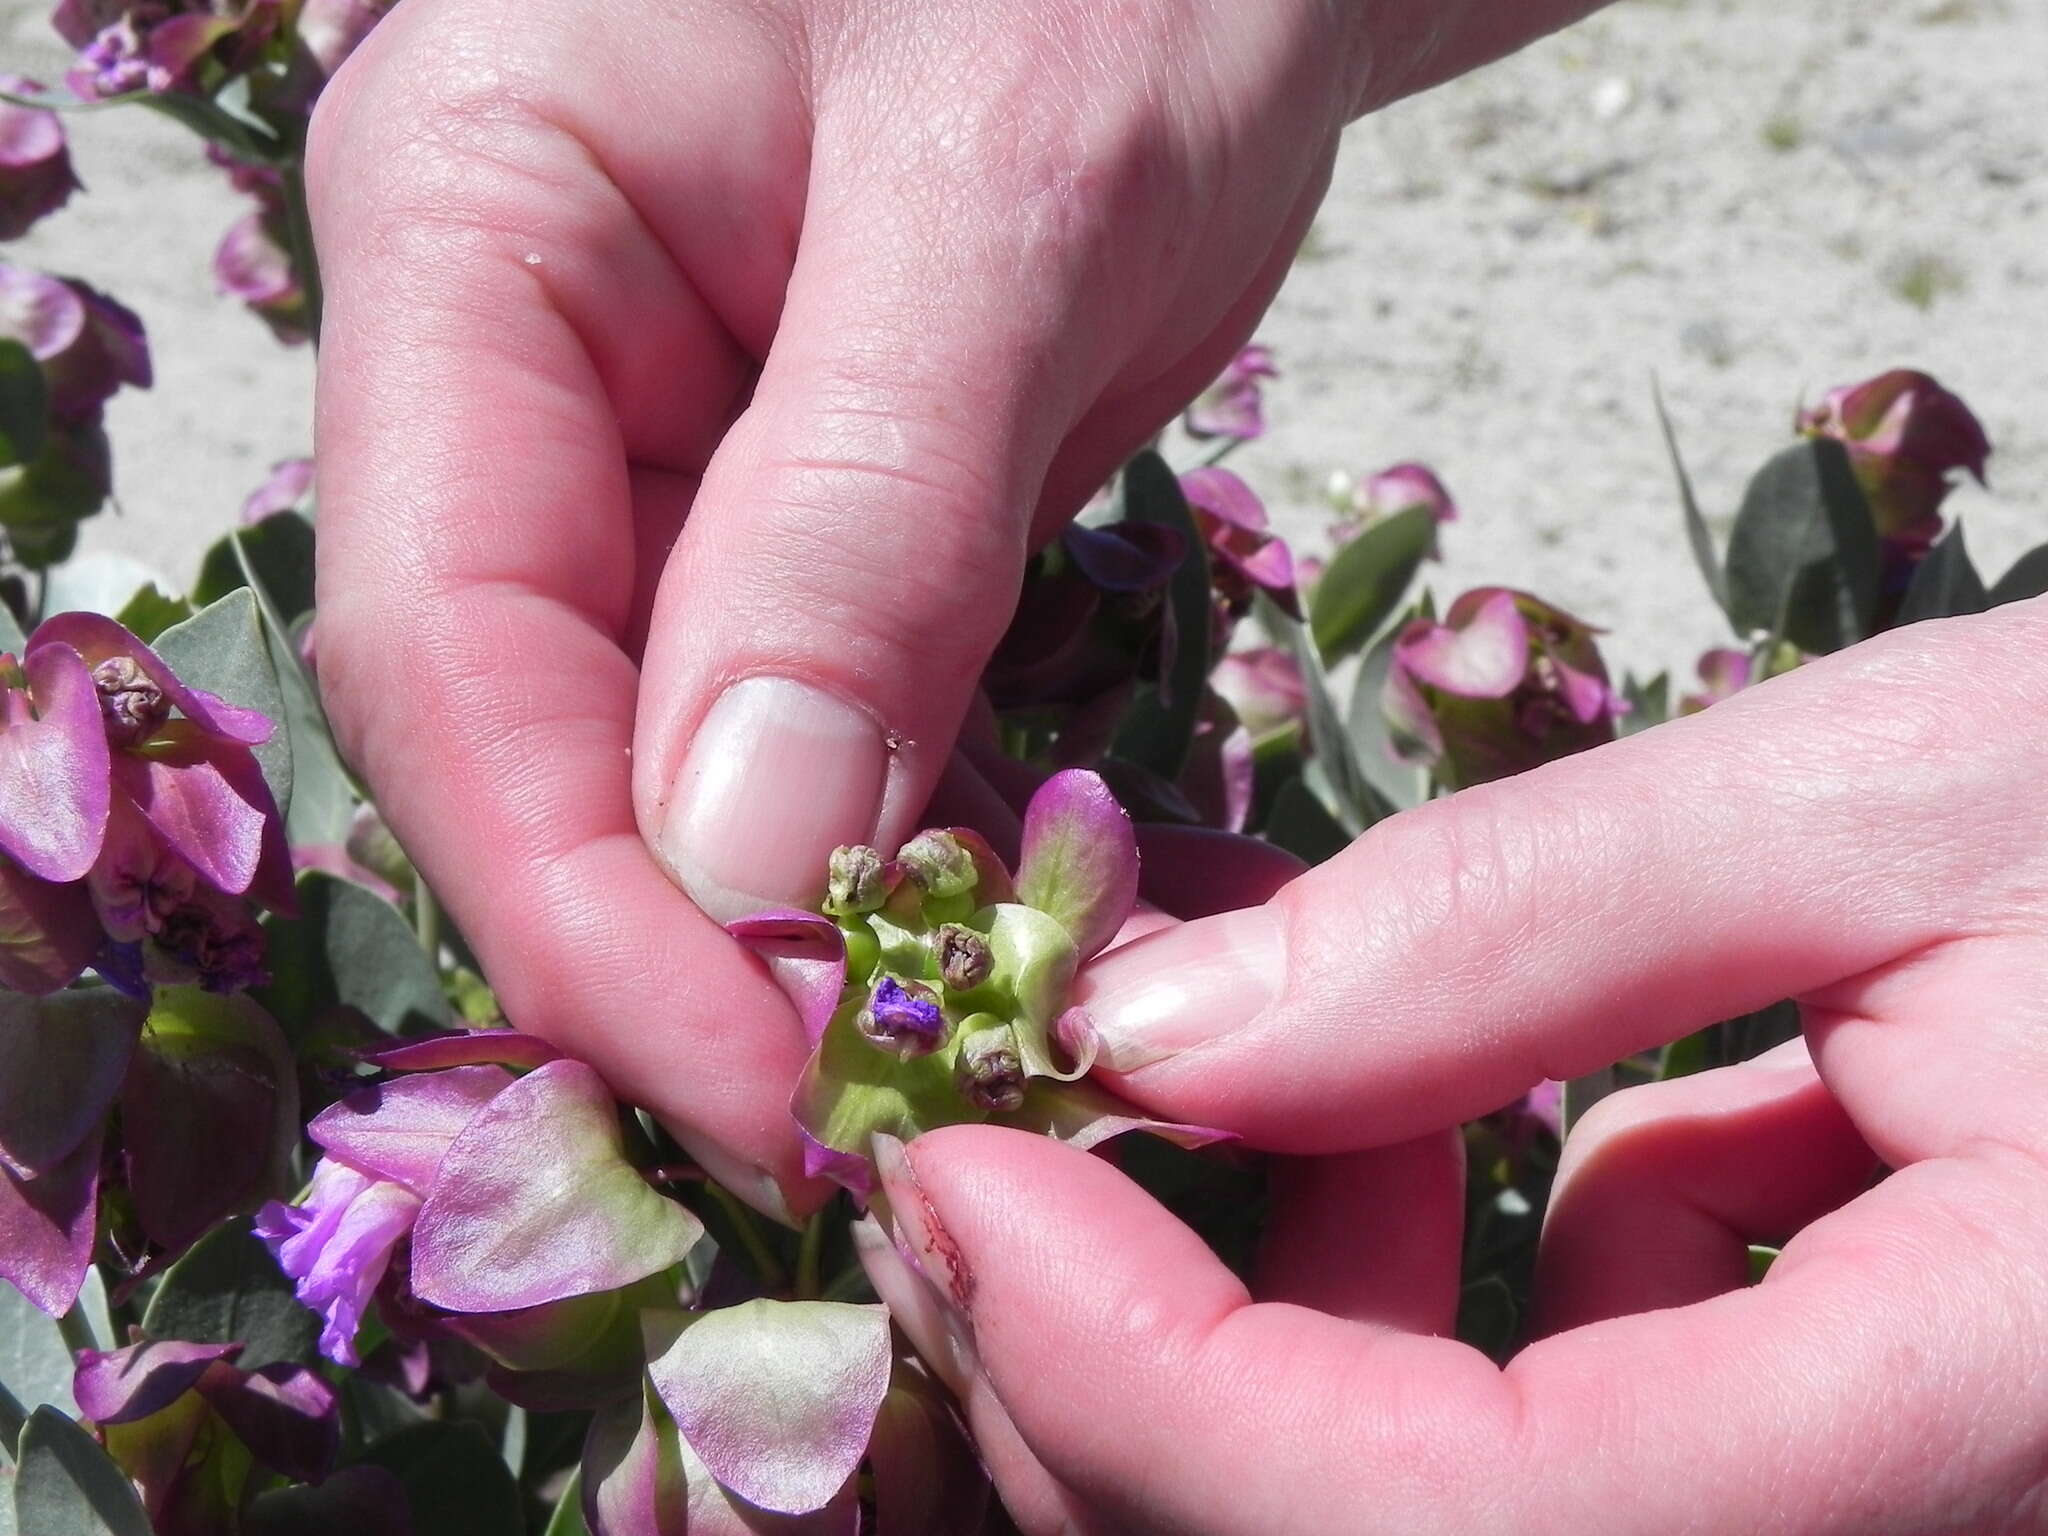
[414,879,441,962]
[795,1212,827,1301]
[56,1304,98,1356]
[705,1182,787,1293]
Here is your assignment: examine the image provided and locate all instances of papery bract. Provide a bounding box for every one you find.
[1209,646,1306,739]
[0,77,79,240]
[1798,369,1989,553]
[1385,588,1624,789]
[643,1299,891,1515]
[0,853,101,993]
[0,1119,101,1312]
[1678,647,1754,715]
[240,456,314,523]
[0,262,149,421]
[408,1057,702,1312]
[0,640,111,882]
[1014,768,1141,962]
[1184,343,1277,441]
[1179,465,1302,631]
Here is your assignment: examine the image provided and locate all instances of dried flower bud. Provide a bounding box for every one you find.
[935,923,993,992]
[824,843,888,916]
[956,1024,1027,1113]
[896,830,976,900]
[856,976,946,1059]
[91,653,166,745]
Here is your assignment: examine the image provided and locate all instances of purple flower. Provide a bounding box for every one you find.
[258,1053,703,1366]
[240,455,313,523]
[1184,343,1277,442]
[0,78,79,240]
[1798,370,1990,556]
[1383,588,1625,789]
[1179,466,1302,633]
[0,262,149,422]
[859,976,946,1057]
[1677,647,1755,716]
[732,770,1227,1194]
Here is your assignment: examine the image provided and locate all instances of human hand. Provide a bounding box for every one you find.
[873,602,2048,1533]
[302,0,1419,1215]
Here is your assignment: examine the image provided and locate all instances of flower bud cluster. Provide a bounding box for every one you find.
[0,611,291,997]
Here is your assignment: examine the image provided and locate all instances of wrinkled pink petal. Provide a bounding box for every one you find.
[73,1339,242,1424]
[308,1064,512,1194]
[644,1299,891,1516]
[1015,769,1140,962]
[1395,590,1529,699]
[255,1159,420,1367]
[0,642,111,882]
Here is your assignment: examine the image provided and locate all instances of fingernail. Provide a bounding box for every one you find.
[850,1213,980,1398]
[870,1133,974,1313]
[1075,904,1286,1072]
[657,677,889,924]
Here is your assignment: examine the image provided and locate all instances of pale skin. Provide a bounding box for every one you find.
[309,1,2048,1530]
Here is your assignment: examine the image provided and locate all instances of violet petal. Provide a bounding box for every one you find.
[410,1058,702,1312]
[255,1160,420,1367]
[644,1298,890,1515]
[1014,769,1140,961]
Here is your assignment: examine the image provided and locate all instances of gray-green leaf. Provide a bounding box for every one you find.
[154,589,294,819]
[11,1407,152,1536]
[1723,438,1878,654]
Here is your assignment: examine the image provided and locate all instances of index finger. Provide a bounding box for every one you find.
[1073,601,2048,1150]
[307,14,818,1212]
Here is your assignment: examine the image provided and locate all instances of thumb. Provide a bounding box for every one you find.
[632,185,1094,922]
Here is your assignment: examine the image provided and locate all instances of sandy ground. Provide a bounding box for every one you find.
[5,0,2044,684]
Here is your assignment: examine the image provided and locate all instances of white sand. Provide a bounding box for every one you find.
[6,0,2043,684]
